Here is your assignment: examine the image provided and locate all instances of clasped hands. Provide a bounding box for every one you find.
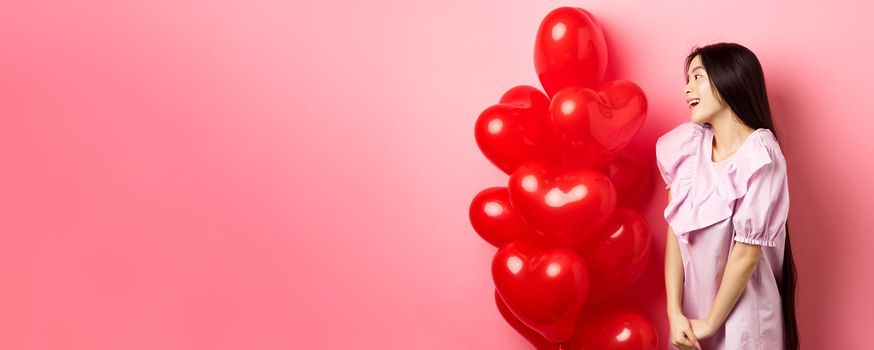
[669,312,718,350]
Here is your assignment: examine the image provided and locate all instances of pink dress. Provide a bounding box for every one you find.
[656,122,789,349]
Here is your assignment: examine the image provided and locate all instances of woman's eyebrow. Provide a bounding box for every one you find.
[687,66,704,76]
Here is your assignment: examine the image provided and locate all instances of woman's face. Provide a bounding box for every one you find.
[683,55,726,123]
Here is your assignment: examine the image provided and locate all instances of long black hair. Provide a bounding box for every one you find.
[684,42,799,350]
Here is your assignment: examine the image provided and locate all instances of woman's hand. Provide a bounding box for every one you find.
[689,318,717,340]
[669,312,701,350]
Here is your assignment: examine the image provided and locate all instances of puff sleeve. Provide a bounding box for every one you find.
[731,149,790,247]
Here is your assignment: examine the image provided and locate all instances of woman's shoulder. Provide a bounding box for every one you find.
[744,128,786,168]
[728,128,787,198]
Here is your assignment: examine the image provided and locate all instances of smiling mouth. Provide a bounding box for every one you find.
[688,99,700,109]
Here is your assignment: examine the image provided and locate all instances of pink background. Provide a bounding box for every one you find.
[1,0,872,349]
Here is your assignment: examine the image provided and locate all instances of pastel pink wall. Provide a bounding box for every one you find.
[1,0,871,349]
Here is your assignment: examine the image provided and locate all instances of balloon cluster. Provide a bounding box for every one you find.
[470,7,658,349]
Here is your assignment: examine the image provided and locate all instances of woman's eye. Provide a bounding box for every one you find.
[695,74,702,80]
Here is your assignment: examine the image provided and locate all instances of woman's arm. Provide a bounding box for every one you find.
[690,241,762,338]
[665,190,701,349]
[664,190,685,319]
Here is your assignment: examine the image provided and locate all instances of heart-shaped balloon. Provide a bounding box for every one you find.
[494,289,561,350]
[603,152,652,208]
[494,290,658,350]
[570,301,658,350]
[579,208,652,302]
[475,85,560,175]
[534,7,608,98]
[469,187,542,248]
[549,80,648,171]
[508,161,617,248]
[492,241,590,343]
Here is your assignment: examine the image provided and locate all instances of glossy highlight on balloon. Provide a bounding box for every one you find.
[570,301,658,350]
[508,161,617,248]
[475,85,561,175]
[492,242,590,343]
[469,187,542,248]
[534,7,608,97]
[548,80,648,171]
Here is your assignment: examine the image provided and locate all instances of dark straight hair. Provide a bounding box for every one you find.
[684,42,799,350]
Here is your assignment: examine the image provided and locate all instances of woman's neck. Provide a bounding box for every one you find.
[709,115,755,160]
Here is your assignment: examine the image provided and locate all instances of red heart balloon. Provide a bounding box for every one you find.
[508,161,616,248]
[570,301,658,350]
[494,289,561,350]
[475,85,560,175]
[534,7,607,97]
[549,80,648,171]
[492,242,591,343]
[579,208,652,302]
[603,152,652,208]
[469,187,542,248]
[494,289,658,350]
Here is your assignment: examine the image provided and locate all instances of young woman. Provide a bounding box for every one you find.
[656,43,798,350]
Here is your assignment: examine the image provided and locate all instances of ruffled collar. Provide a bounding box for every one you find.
[664,124,773,244]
